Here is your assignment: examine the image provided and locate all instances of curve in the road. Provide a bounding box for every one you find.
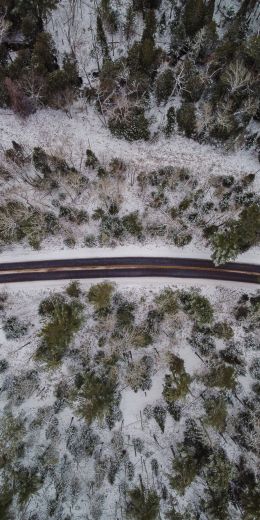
[0,257,259,284]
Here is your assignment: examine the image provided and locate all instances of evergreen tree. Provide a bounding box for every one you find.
[32,32,58,75]
[96,15,109,58]
[164,106,176,137]
[124,5,135,40]
[155,68,174,103]
[176,102,196,138]
[203,450,234,520]
[14,0,60,31]
[184,0,212,38]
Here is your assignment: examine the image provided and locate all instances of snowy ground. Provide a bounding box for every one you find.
[0,104,259,263]
[0,278,259,519]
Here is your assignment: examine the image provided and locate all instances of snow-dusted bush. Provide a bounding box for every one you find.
[3,316,28,340]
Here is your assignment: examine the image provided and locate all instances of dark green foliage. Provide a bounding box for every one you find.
[169,451,199,494]
[184,0,211,37]
[155,68,174,103]
[88,281,114,313]
[164,106,175,137]
[163,354,191,402]
[12,0,59,28]
[0,359,8,372]
[59,206,88,225]
[0,482,13,520]
[85,148,99,168]
[32,147,51,176]
[36,294,84,363]
[77,369,119,424]
[108,106,150,141]
[180,290,214,325]
[170,419,211,494]
[116,300,135,329]
[153,405,166,432]
[124,5,135,40]
[32,32,58,75]
[249,358,260,380]
[132,327,153,348]
[3,316,28,340]
[84,234,97,247]
[127,355,153,391]
[211,204,260,264]
[155,288,179,315]
[204,395,227,432]
[126,486,160,520]
[189,328,216,357]
[203,450,233,520]
[97,15,109,58]
[66,423,99,459]
[100,0,118,33]
[213,321,234,340]
[122,211,143,237]
[176,102,196,138]
[219,344,245,374]
[0,411,26,468]
[66,281,81,298]
[203,362,237,390]
[244,35,260,71]
[13,466,42,505]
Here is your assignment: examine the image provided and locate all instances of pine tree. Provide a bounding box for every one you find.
[31,32,58,75]
[96,15,110,58]
[124,5,135,40]
[164,106,176,137]
[153,405,166,432]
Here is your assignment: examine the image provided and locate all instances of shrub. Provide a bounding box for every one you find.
[77,369,119,424]
[132,326,153,348]
[4,77,35,118]
[126,486,160,520]
[213,321,234,340]
[32,147,51,176]
[204,395,227,432]
[203,362,237,390]
[36,296,84,363]
[108,106,150,141]
[249,358,260,380]
[126,355,153,391]
[173,232,192,247]
[64,236,76,248]
[84,234,97,247]
[3,316,28,340]
[163,354,191,402]
[180,290,214,325]
[116,300,135,329]
[59,206,88,224]
[155,288,179,315]
[155,68,174,103]
[66,281,81,298]
[176,102,196,137]
[0,359,8,372]
[88,281,115,313]
[122,211,143,237]
[85,148,99,168]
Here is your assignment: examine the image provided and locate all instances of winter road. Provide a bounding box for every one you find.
[0,258,259,284]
